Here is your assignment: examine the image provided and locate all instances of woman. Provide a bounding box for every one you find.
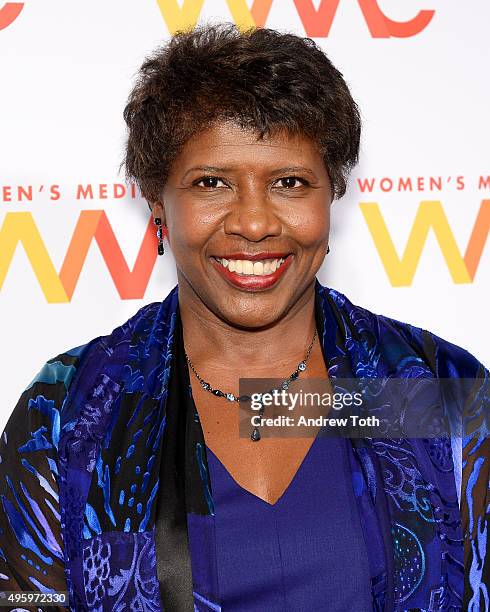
[0,24,488,612]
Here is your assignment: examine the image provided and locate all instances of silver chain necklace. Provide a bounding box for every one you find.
[184,328,318,442]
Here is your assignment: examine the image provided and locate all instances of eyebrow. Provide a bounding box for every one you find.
[182,165,318,181]
[182,166,232,180]
[269,166,317,177]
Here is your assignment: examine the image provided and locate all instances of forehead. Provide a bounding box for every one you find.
[170,120,324,173]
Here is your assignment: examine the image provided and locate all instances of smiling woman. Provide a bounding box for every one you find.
[156,122,331,316]
[0,23,489,612]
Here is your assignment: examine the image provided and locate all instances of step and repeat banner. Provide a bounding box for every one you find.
[1,0,489,429]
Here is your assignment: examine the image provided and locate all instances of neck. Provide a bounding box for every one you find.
[178,279,318,378]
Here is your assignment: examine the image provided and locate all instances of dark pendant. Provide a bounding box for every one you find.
[251,427,261,442]
[157,243,164,256]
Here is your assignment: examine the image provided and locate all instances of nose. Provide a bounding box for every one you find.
[223,187,282,241]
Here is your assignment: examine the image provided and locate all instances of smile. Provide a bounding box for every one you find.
[210,253,294,291]
[214,257,286,276]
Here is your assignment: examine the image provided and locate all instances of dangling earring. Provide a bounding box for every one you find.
[326,245,330,255]
[154,217,165,255]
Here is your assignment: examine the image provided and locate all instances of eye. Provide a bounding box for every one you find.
[194,176,228,189]
[274,176,309,189]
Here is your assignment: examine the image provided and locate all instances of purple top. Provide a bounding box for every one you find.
[202,435,372,611]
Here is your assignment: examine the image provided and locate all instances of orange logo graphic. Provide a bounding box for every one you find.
[0,201,488,301]
[155,0,435,38]
[0,211,160,302]
[0,2,24,30]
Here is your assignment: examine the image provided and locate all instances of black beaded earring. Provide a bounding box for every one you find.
[154,217,165,256]
[326,245,330,255]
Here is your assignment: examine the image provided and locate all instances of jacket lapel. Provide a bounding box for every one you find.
[154,302,215,611]
[314,281,394,610]
[59,288,180,610]
[315,280,464,610]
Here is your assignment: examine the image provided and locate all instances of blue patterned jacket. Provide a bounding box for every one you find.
[1,280,488,611]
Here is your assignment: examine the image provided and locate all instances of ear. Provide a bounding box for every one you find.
[148,201,166,226]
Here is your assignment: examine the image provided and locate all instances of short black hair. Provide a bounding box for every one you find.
[123,23,361,201]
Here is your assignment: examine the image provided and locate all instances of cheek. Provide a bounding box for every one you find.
[287,202,330,246]
[166,203,218,254]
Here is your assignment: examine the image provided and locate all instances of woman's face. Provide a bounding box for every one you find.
[157,120,332,328]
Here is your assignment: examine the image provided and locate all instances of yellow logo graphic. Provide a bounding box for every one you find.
[0,211,157,303]
[360,200,489,286]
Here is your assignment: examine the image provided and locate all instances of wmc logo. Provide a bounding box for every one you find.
[0,201,488,302]
[0,1,435,36]
[0,2,24,30]
[155,0,435,38]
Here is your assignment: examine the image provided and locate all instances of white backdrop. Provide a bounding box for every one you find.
[1,0,489,431]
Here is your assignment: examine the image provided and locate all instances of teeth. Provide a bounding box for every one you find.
[215,257,287,276]
[242,260,254,275]
[253,262,263,275]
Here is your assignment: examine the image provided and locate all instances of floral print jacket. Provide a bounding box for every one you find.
[1,279,488,611]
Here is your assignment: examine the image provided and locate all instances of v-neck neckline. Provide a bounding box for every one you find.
[174,283,331,509]
[204,434,322,507]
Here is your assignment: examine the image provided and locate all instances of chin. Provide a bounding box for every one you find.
[215,299,286,330]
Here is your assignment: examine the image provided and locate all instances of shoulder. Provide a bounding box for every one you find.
[318,283,487,378]
[374,308,485,378]
[2,299,170,443]
[1,342,94,457]
[380,315,485,379]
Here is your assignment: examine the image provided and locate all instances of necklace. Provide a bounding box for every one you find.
[184,328,318,442]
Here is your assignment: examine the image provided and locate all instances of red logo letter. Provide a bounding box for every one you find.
[293,0,434,38]
[0,3,24,31]
[358,0,434,38]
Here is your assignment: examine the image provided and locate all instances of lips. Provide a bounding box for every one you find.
[210,253,293,291]
[213,252,290,261]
